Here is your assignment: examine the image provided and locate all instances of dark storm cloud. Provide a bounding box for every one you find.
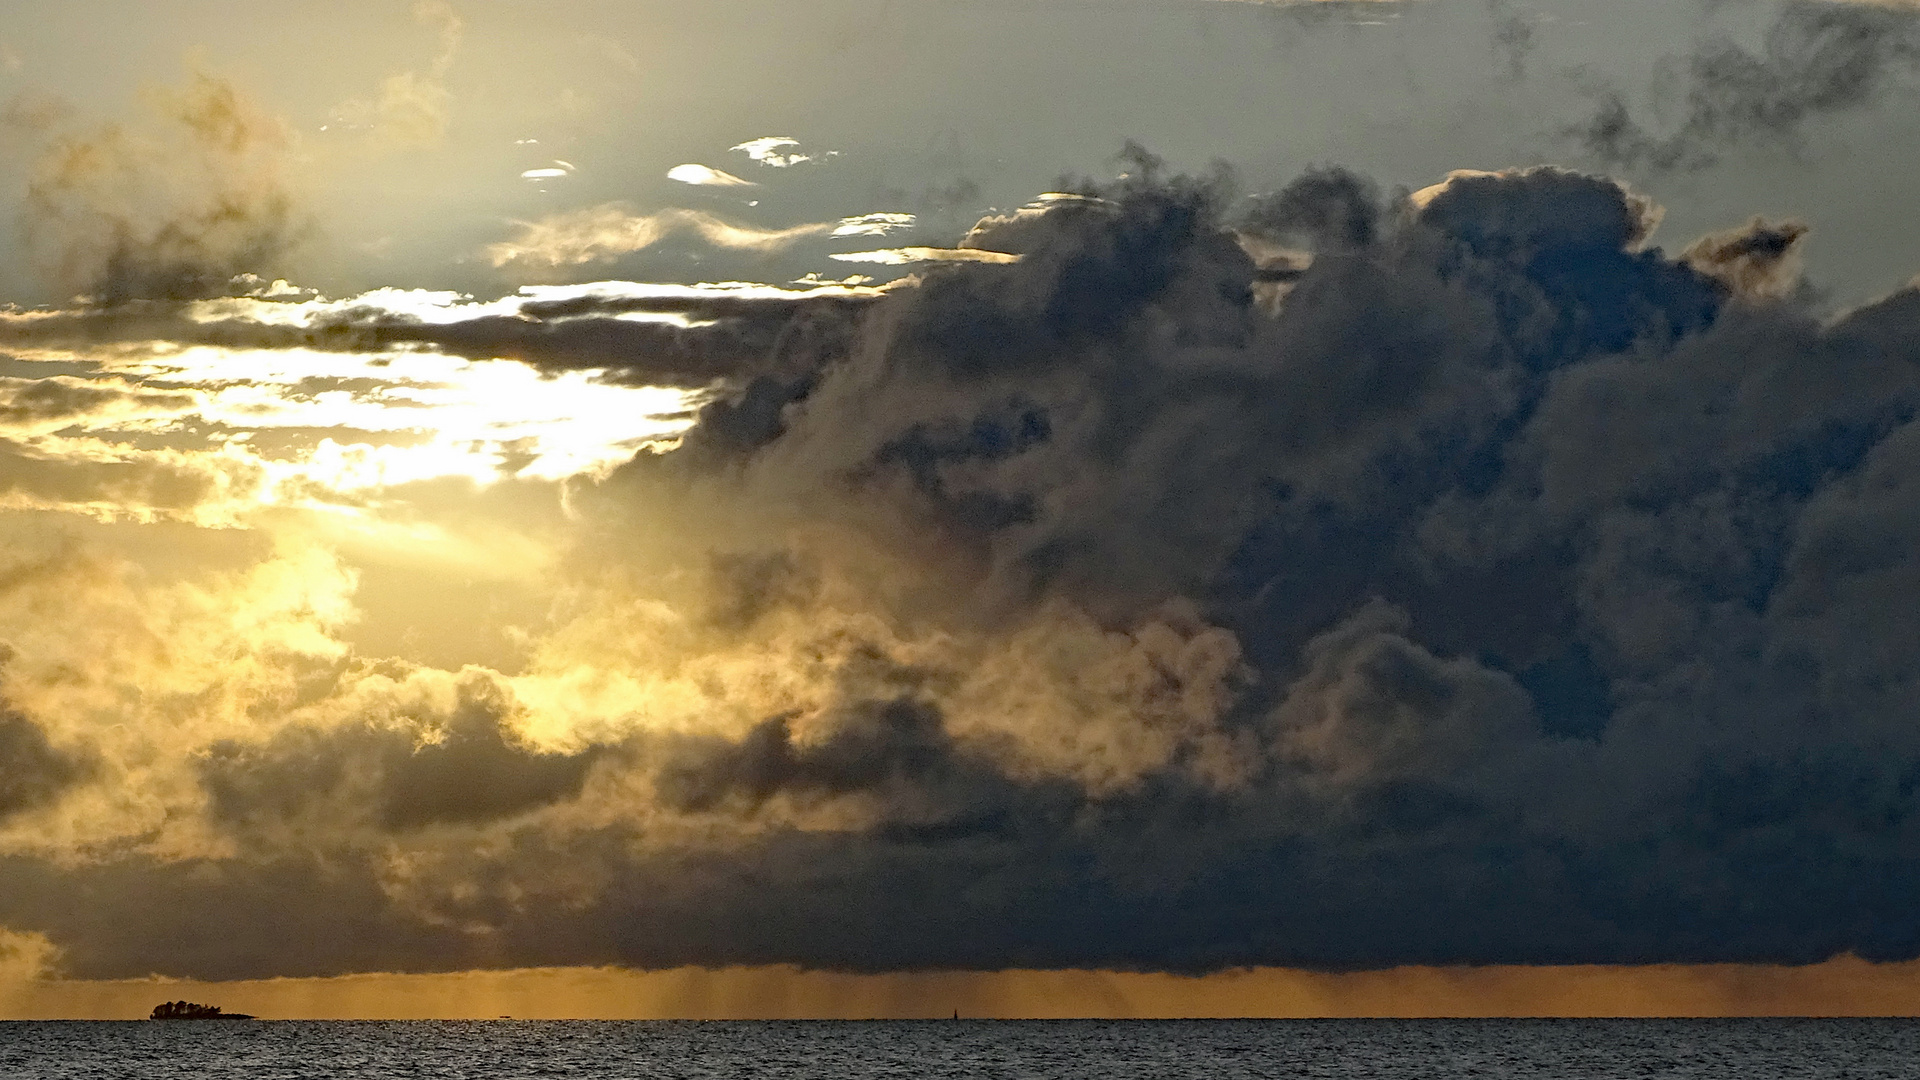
[1244,165,1381,252]
[0,853,486,981]
[21,153,1920,981]
[1574,0,1920,171]
[576,158,1920,971]
[655,699,986,817]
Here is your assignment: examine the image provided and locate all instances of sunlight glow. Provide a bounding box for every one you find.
[0,336,699,523]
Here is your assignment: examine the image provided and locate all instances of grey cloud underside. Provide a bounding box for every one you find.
[0,376,195,426]
[0,292,875,389]
[0,711,90,822]
[1574,0,1920,172]
[20,157,1920,978]
[202,671,599,834]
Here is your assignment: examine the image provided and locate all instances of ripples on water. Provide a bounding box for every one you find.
[4,1019,1919,1078]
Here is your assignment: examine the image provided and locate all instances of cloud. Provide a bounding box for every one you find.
[1573,0,1920,171]
[1204,0,1414,11]
[0,280,882,394]
[521,161,576,182]
[486,206,927,267]
[326,0,464,150]
[831,247,1021,265]
[666,164,757,187]
[831,213,916,237]
[0,284,744,522]
[1245,166,1380,251]
[489,206,827,265]
[1409,166,1664,253]
[0,711,92,823]
[16,155,1920,983]
[1680,216,1811,300]
[203,667,600,833]
[0,376,198,436]
[11,8,483,309]
[531,160,1920,971]
[19,72,304,303]
[730,137,822,168]
[0,928,59,1011]
[0,437,265,526]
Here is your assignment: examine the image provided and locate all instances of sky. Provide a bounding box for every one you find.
[8,0,1920,1019]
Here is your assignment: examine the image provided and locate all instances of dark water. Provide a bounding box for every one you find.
[3,1019,1919,1078]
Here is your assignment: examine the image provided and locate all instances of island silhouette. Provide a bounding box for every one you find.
[149,1000,255,1020]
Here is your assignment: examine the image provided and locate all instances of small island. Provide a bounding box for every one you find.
[149,1000,255,1020]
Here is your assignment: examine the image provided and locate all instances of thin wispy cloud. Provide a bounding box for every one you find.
[666,163,756,187]
[520,161,576,181]
[324,0,464,149]
[487,206,915,266]
[730,136,819,167]
[830,246,1020,265]
[830,212,916,237]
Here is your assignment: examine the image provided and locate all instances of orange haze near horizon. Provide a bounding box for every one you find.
[8,958,1920,1021]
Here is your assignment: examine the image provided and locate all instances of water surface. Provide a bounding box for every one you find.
[4,1018,1919,1078]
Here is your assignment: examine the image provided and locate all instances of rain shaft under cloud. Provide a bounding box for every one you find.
[10,156,1920,981]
